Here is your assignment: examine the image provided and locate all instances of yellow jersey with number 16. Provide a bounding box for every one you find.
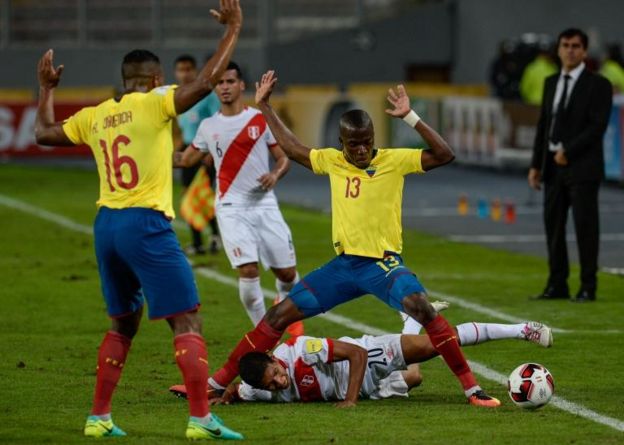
[62,85,178,218]
[310,147,424,259]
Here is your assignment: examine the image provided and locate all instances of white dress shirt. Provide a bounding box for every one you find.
[549,61,586,152]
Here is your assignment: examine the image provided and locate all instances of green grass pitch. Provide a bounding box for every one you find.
[0,164,623,444]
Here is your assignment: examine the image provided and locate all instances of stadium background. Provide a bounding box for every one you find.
[1,1,623,443]
[1,0,623,266]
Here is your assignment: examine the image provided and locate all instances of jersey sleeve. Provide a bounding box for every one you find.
[191,120,210,152]
[309,148,338,175]
[392,148,425,175]
[237,382,274,402]
[149,84,178,121]
[62,107,95,145]
[296,336,334,365]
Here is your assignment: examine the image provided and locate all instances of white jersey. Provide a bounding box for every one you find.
[237,334,407,403]
[192,107,279,208]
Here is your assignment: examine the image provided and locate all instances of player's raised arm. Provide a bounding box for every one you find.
[174,0,242,114]
[386,85,455,171]
[255,71,313,170]
[35,49,74,146]
[330,340,368,408]
[173,144,206,168]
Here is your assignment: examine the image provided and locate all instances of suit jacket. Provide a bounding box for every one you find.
[531,69,612,183]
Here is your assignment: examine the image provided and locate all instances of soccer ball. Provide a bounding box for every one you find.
[507,363,554,409]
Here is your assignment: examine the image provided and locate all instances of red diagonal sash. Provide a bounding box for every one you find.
[294,358,323,402]
[218,113,266,199]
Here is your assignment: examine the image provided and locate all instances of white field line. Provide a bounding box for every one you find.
[193,267,389,336]
[602,267,624,276]
[467,362,624,433]
[0,194,93,235]
[448,233,624,243]
[1,193,623,433]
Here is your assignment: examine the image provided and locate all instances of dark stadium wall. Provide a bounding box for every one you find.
[0,1,451,89]
[1,0,623,89]
[267,0,624,86]
[0,47,266,90]
[267,2,452,86]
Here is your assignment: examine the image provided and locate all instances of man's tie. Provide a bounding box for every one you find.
[551,74,571,144]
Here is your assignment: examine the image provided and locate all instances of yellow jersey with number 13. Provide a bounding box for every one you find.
[62,85,178,218]
[310,148,424,259]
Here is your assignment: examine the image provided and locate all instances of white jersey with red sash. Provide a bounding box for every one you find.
[237,334,407,403]
[238,336,343,403]
[191,107,279,208]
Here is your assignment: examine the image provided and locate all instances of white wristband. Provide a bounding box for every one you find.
[402,110,421,128]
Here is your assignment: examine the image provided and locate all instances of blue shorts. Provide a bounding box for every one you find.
[289,253,426,317]
[94,207,199,320]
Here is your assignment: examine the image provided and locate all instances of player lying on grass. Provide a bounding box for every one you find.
[170,318,552,406]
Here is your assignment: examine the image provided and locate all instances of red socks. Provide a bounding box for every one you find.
[174,333,210,418]
[212,319,283,387]
[91,330,211,417]
[425,315,478,391]
[91,331,131,415]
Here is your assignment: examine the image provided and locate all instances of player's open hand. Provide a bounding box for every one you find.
[385,84,411,118]
[37,49,64,90]
[257,172,278,191]
[255,70,277,105]
[210,0,242,27]
[209,396,227,405]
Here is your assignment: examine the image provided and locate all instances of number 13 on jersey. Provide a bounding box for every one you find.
[345,176,361,198]
[376,255,400,272]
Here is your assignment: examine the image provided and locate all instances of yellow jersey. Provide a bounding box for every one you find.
[62,85,178,218]
[310,147,424,258]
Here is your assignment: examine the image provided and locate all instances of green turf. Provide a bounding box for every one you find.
[0,164,623,444]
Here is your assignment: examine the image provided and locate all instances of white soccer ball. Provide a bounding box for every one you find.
[507,363,554,409]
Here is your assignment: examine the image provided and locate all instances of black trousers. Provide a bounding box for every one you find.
[543,168,600,292]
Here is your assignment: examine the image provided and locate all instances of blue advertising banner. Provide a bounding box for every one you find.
[603,104,623,181]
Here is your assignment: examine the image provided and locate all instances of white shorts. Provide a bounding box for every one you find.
[341,334,407,399]
[216,206,296,270]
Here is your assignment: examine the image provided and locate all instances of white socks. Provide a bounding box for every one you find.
[239,277,265,326]
[239,273,299,326]
[400,312,423,335]
[275,272,299,303]
[456,322,526,346]
[190,413,215,427]
[208,377,225,391]
[401,316,526,347]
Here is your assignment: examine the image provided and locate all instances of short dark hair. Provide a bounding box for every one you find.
[340,109,373,131]
[558,28,589,49]
[225,61,243,80]
[175,54,197,68]
[121,49,160,79]
[239,352,272,389]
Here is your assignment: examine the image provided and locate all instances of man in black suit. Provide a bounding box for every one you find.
[528,28,612,303]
